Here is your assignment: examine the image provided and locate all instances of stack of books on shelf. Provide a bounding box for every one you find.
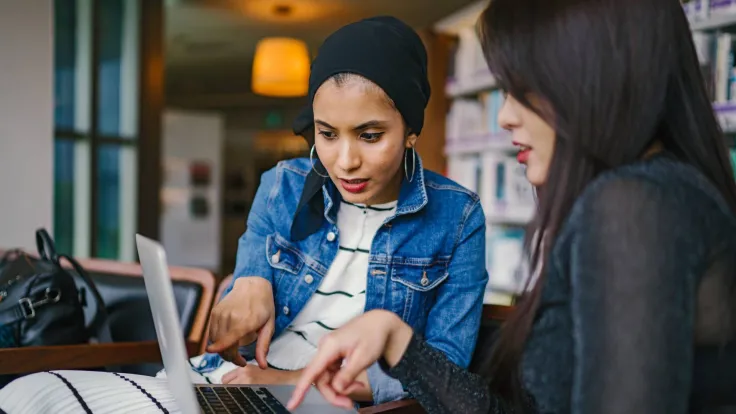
[691,29,736,131]
[443,23,535,302]
[445,27,496,98]
[684,0,736,24]
[685,0,736,131]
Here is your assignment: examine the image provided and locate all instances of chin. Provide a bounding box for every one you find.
[526,169,545,187]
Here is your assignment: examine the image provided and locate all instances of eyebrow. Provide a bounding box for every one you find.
[314,119,387,131]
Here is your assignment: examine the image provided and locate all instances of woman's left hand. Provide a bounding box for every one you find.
[221,365,300,385]
[287,310,414,411]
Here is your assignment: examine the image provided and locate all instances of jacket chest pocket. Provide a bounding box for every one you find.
[389,260,449,331]
[266,234,305,297]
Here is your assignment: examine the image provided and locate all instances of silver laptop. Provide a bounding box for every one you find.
[135,234,356,414]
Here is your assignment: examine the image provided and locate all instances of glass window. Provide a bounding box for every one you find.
[54,140,76,255]
[53,138,91,257]
[54,0,77,131]
[53,0,142,260]
[98,0,138,138]
[96,144,137,260]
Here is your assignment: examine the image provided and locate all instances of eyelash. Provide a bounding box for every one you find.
[318,130,337,140]
[361,132,383,141]
[317,130,384,142]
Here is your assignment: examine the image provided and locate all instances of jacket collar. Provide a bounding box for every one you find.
[290,155,428,241]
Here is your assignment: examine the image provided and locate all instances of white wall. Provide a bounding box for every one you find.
[0,2,54,251]
[161,110,224,271]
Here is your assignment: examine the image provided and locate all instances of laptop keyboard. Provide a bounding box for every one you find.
[196,386,290,413]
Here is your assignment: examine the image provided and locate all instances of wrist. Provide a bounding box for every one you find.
[288,369,303,384]
[383,313,413,368]
[233,276,272,295]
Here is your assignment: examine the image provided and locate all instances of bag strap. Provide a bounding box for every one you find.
[0,300,34,326]
[31,228,110,343]
[35,228,59,263]
[57,254,113,344]
[57,255,121,372]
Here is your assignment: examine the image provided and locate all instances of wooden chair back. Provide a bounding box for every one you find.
[0,250,216,375]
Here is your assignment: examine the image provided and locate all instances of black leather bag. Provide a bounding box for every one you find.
[0,229,112,386]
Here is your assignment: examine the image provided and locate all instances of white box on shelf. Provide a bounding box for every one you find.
[486,227,526,294]
[446,99,487,141]
[504,159,536,209]
[715,102,736,132]
[478,153,536,225]
[445,131,514,155]
[709,0,735,17]
[447,153,482,194]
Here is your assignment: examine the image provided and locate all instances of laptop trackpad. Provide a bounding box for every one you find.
[266,385,357,413]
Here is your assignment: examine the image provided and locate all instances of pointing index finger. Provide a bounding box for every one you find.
[288,345,345,410]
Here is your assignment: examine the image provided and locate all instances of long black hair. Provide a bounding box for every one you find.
[477,0,736,406]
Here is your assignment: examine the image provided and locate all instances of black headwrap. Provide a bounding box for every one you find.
[290,15,431,241]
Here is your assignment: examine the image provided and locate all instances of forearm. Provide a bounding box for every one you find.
[384,333,498,414]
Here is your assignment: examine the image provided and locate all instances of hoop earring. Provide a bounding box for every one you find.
[404,147,416,182]
[310,145,329,178]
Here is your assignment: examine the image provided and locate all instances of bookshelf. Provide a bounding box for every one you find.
[685,0,736,179]
[435,0,528,306]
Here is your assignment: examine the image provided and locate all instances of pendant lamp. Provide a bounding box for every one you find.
[252,37,310,97]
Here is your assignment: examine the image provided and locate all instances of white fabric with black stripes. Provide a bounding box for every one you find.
[0,370,177,414]
[265,200,397,371]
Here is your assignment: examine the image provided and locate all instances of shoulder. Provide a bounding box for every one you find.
[258,157,311,190]
[422,169,484,224]
[565,156,733,237]
[423,168,480,204]
[262,157,311,180]
[253,158,311,216]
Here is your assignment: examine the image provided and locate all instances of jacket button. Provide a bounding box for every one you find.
[326,232,336,242]
[304,274,314,284]
[282,306,290,315]
[271,250,281,264]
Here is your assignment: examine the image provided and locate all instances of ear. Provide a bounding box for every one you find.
[405,133,418,149]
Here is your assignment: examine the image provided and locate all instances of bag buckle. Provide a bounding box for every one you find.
[18,288,62,320]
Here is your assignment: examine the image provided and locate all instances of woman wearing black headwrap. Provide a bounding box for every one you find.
[202,15,488,406]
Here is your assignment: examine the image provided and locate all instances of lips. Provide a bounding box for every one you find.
[339,178,368,193]
[514,142,531,164]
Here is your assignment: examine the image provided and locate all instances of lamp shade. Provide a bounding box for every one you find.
[252,37,310,97]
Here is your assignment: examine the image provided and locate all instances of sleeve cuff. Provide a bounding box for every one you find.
[380,332,424,382]
[367,361,409,404]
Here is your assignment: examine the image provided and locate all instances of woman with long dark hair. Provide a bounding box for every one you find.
[288,0,736,412]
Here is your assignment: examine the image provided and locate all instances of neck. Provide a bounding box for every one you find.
[369,169,404,205]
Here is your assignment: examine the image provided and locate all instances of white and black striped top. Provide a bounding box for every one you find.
[0,370,180,413]
[266,200,397,370]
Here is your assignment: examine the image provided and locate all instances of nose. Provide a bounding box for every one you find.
[336,139,361,173]
[497,95,519,131]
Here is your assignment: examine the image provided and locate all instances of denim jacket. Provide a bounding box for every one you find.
[200,156,488,404]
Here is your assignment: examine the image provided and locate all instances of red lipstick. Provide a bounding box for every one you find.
[517,148,530,164]
[513,141,531,164]
[340,178,368,193]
